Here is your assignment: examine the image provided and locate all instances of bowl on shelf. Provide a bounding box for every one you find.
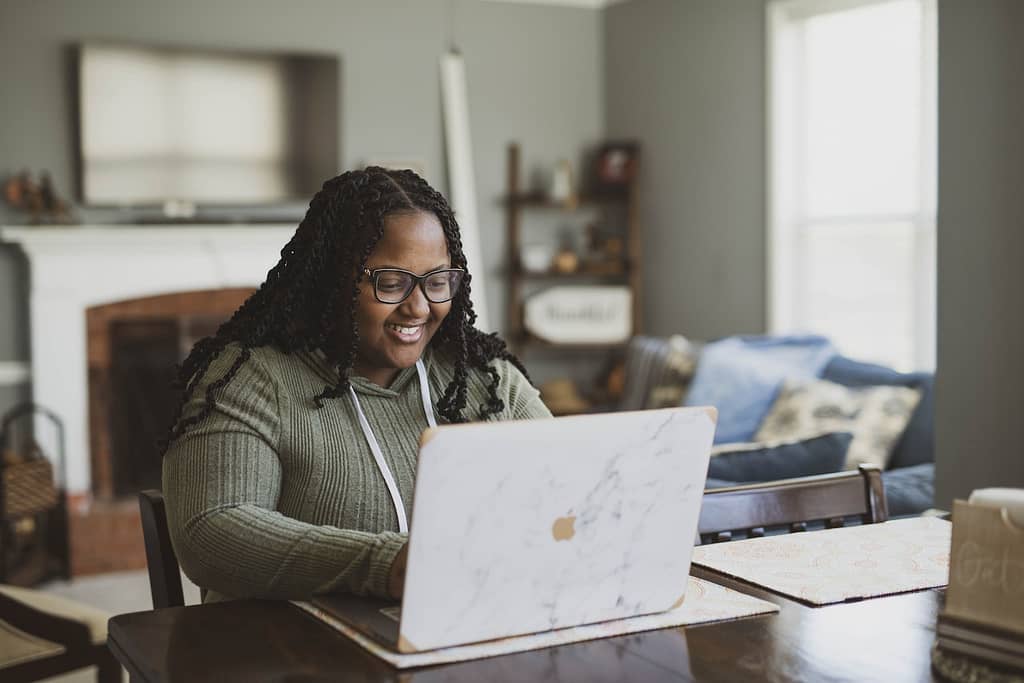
[520,244,555,273]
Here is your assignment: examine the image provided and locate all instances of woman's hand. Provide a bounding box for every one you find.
[387,543,409,599]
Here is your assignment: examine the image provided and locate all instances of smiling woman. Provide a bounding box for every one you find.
[159,167,551,604]
[353,211,461,387]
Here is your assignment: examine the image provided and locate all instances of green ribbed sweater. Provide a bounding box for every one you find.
[162,344,551,603]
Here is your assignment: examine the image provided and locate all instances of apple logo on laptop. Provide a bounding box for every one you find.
[552,515,576,541]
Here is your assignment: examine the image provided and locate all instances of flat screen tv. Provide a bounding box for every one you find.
[76,42,339,207]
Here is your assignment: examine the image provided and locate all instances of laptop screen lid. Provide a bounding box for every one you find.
[396,406,717,653]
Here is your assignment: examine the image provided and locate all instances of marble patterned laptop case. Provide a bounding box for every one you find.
[398,407,717,651]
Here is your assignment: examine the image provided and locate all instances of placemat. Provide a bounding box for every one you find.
[691,516,951,605]
[292,575,777,669]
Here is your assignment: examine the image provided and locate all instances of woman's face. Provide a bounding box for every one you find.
[352,210,453,387]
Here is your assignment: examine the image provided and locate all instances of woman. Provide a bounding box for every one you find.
[161,167,551,603]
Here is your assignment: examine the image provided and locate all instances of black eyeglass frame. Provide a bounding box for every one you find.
[361,267,466,304]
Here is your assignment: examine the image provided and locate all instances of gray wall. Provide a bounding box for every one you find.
[935,0,1024,505]
[0,0,605,408]
[603,0,766,340]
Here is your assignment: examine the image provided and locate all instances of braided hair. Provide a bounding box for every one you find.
[162,167,529,453]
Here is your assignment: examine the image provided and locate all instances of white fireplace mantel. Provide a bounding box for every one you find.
[0,224,295,494]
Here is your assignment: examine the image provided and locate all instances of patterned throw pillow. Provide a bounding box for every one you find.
[755,379,922,470]
[645,335,700,409]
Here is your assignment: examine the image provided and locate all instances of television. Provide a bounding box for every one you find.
[76,42,339,207]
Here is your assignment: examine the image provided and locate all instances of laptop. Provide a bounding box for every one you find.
[312,406,717,653]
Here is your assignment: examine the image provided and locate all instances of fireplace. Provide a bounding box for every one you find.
[87,289,253,500]
[0,224,293,574]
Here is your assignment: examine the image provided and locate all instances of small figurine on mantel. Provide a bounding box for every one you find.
[2,170,75,224]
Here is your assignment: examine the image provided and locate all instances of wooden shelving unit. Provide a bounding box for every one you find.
[504,142,641,412]
[509,266,631,280]
[517,334,629,353]
[503,193,628,209]
[505,142,642,347]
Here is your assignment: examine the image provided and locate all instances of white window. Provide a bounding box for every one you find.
[767,0,937,371]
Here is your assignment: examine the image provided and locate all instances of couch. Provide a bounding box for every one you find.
[619,336,935,516]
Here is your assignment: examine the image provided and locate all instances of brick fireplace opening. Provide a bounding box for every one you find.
[72,287,253,575]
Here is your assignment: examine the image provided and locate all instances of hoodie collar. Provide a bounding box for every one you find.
[297,347,434,399]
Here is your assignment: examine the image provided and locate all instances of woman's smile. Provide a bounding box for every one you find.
[385,320,427,342]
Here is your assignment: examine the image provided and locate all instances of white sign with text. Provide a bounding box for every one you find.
[523,286,632,344]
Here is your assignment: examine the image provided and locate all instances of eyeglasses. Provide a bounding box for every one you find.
[362,267,465,304]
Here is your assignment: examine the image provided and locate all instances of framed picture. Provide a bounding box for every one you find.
[594,141,640,190]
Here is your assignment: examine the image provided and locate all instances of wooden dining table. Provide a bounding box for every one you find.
[106,568,945,682]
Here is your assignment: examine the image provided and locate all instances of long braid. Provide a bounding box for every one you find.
[161,167,530,453]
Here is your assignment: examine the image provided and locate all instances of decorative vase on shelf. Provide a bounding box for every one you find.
[550,159,577,209]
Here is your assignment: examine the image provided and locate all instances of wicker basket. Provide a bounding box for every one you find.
[2,458,58,518]
[0,403,65,521]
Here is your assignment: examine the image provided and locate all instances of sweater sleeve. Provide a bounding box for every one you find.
[496,359,553,420]
[162,346,406,601]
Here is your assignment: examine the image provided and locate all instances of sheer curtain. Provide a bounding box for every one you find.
[767,0,937,371]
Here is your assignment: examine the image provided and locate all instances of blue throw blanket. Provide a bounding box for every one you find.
[684,335,837,444]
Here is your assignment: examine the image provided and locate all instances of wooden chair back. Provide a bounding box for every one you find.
[698,464,889,544]
[138,490,185,609]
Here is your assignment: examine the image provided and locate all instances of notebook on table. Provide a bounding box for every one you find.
[310,406,718,654]
[691,516,952,605]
